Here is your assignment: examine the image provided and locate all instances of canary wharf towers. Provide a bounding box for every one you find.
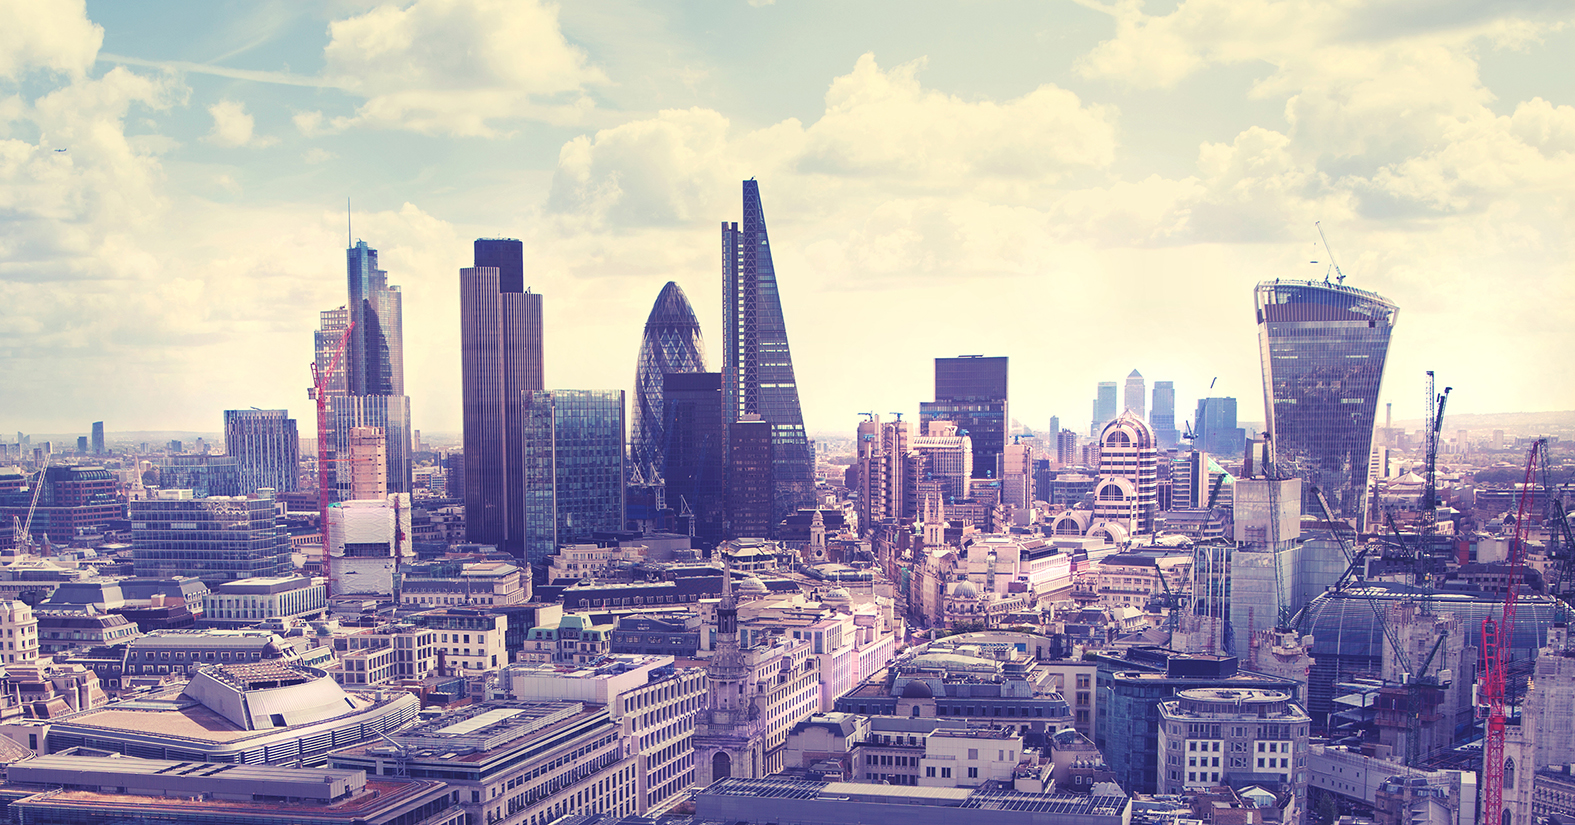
[1255,279,1398,523]
[723,180,813,528]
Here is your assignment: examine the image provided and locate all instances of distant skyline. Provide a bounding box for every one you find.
[3,1,1574,437]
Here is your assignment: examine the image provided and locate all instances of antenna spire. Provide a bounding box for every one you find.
[347,198,352,248]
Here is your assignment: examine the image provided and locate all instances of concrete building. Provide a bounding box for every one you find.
[332,700,638,825]
[1093,412,1159,540]
[400,560,529,608]
[694,777,1131,825]
[345,425,388,500]
[913,422,974,502]
[521,613,615,665]
[420,605,507,676]
[327,494,413,598]
[1,752,461,825]
[200,576,327,627]
[0,600,40,665]
[35,608,140,655]
[1157,688,1310,813]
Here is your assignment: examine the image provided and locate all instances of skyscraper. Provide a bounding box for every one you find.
[1255,279,1398,521]
[460,238,544,554]
[1194,397,1246,458]
[663,372,726,549]
[223,409,299,494]
[1123,369,1146,419]
[726,416,774,539]
[722,180,813,530]
[1092,381,1118,436]
[522,390,627,562]
[631,282,707,484]
[1151,381,1179,448]
[1093,411,1158,538]
[90,421,103,455]
[316,240,412,499]
[920,355,1008,479]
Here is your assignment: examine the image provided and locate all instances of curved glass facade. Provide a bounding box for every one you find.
[1255,280,1398,522]
[630,281,706,483]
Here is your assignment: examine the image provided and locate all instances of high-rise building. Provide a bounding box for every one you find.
[160,455,242,498]
[1194,397,1246,459]
[663,373,726,549]
[1048,415,1059,440]
[327,494,412,598]
[1092,411,1158,539]
[631,282,707,484]
[130,488,291,583]
[90,421,104,455]
[1255,280,1398,520]
[920,355,1008,480]
[460,238,544,554]
[911,421,972,503]
[1056,429,1079,465]
[1151,381,1179,448]
[345,426,387,501]
[0,466,120,544]
[522,390,626,563]
[315,241,412,500]
[722,181,813,531]
[1123,370,1146,419]
[1092,381,1118,436]
[223,409,299,494]
[726,416,774,539]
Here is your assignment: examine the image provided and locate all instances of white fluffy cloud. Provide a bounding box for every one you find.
[320,0,606,136]
[204,99,276,148]
[0,0,103,80]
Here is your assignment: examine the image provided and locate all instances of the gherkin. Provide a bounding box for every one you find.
[631,281,707,483]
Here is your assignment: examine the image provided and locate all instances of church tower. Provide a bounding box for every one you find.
[922,490,946,548]
[693,562,767,786]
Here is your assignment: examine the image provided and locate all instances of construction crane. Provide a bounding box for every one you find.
[311,320,355,599]
[1315,221,1347,286]
[1482,439,1545,824]
[14,457,50,555]
[1421,372,1452,538]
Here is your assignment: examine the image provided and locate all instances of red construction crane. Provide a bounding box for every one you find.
[1481,438,1544,824]
[311,321,355,599]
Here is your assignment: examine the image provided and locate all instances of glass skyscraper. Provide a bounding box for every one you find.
[663,372,725,549]
[722,180,813,530]
[130,489,291,583]
[460,239,544,554]
[1092,381,1118,436]
[920,355,1008,480]
[1255,279,1398,522]
[223,409,299,494]
[316,241,412,498]
[522,390,627,563]
[631,281,706,484]
[1151,380,1179,448]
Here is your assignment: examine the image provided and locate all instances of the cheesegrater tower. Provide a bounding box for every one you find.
[1255,279,1398,524]
[722,180,813,531]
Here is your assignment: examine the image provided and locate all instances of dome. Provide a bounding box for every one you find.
[900,679,934,700]
[824,587,851,604]
[953,580,979,599]
[736,576,768,595]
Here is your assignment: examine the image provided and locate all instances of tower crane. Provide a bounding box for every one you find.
[311,320,355,599]
[1482,439,1544,824]
[1421,372,1452,539]
[14,456,50,555]
[1315,221,1347,286]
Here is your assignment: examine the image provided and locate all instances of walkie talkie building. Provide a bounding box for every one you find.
[722,181,813,531]
[1255,279,1398,523]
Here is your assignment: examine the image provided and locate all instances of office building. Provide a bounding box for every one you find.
[920,356,1008,480]
[90,421,104,455]
[222,409,300,494]
[159,454,242,497]
[316,241,413,500]
[0,466,121,545]
[1194,396,1245,457]
[726,416,774,539]
[344,425,388,500]
[1158,688,1310,810]
[631,281,707,484]
[461,238,544,554]
[399,559,529,608]
[130,489,291,583]
[1123,369,1146,419]
[722,180,814,528]
[333,700,638,825]
[1091,412,1158,539]
[911,421,973,503]
[1152,380,1179,448]
[1255,279,1398,521]
[328,494,412,598]
[522,390,627,562]
[663,372,726,548]
[1091,381,1117,436]
[692,777,1129,825]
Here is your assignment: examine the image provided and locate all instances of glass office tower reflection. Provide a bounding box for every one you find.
[522,390,627,563]
[631,281,707,484]
[1255,279,1398,523]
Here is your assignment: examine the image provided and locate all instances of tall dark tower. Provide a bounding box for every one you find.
[316,241,411,498]
[921,355,1008,479]
[663,372,725,549]
[722,180,812,530]
[1255,279,1397,523]
[631,282,706,483]
[461,238,544,554]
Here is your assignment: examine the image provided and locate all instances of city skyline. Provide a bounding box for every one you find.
[4,2,1575,437]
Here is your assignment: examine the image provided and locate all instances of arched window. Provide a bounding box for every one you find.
[1106,431,1131,447]
[713,751,732,780]
[1505,757,1515,788]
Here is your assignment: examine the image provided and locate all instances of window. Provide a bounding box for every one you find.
[968,767,979,778]
[927,766,936,777]
[1257,758,1265,768]
[941,768,951,778]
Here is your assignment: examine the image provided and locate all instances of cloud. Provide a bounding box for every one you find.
[321,0,607,136]
[0,0,103,80]
[204,99,276,148]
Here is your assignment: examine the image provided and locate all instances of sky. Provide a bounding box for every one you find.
[2,0,1573,440]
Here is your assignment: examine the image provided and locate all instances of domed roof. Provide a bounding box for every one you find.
[953,580,978,599]
[824,587,851,604]
[900,679,934,700]
[737,576,768,594]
